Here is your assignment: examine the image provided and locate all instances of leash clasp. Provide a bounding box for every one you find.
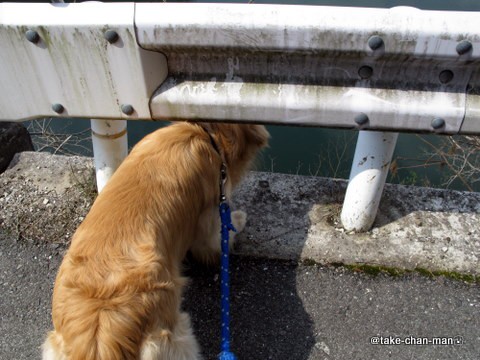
[220,162,227,203]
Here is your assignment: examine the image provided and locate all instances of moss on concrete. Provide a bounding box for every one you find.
[302,259,480,284]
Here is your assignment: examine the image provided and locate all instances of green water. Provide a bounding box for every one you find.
[31,118,478,192]
[27,0,480,192]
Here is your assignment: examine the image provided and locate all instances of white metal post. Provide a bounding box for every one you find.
[91,119,128,192]
[341,131,399,232]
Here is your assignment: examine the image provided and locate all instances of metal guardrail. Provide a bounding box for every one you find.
[0,2,478,231]
[1,2,479,134]
[138,4,480,135]
[0,3,167,121]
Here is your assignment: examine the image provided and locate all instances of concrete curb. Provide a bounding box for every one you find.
[1,152,479,276]
[233,172,480,276]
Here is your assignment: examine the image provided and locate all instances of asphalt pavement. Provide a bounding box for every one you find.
[0,231,478,360]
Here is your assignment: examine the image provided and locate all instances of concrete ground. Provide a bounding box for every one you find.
[0,152,479,359]
[0,232,479,360]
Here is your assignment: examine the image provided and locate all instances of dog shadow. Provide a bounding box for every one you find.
[183,255,315,360]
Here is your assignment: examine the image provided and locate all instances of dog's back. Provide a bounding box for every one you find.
[43,122,269,359]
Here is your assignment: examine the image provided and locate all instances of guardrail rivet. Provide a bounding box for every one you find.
[431,118,445,130]
[439,70,454,84]
[456,40,472,55]
[355,113,369,126]
[358,66,373,79]
[52,103,64,114]
[25,30,40,44]
[121,104,134,115]
[104,30,119,44]
[368,35,384,51]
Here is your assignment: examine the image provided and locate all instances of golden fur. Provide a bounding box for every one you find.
[42,122,269,360]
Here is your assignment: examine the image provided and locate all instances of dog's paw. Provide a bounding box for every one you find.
[231,210,247,233]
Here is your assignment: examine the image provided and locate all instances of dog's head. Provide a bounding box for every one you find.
[203,122,269,187]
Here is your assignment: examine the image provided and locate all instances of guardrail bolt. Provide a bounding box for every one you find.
[25,30,40,44]
[121,104,134,115]
[456,40,472,55]
[368,35,384,51]
[52,103,64,114]
[431,118,446,130]
[355,113,369,126]
[439,70,454,84]
[104,30,119,44]
[358,66,373,79]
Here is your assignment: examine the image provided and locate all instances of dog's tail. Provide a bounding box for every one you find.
[49,294,145,360]
[42,330,67,360]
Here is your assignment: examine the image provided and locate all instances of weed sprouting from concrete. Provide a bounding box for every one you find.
[68,163,97,204]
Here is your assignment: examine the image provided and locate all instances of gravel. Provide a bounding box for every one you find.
[0,152,95,245]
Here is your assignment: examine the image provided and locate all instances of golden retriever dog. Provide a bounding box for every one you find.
[42,122,269,360]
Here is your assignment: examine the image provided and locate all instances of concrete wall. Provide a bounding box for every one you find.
[1,152,479,276]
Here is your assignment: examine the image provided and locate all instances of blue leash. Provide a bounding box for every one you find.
[218,164,237,360]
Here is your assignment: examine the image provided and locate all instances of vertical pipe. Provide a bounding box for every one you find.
[91,119,128,193]
[341,131,398,232]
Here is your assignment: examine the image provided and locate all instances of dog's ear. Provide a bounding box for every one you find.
[243,124,270,148]
[197,122,212,133]
[198,122,269,154]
